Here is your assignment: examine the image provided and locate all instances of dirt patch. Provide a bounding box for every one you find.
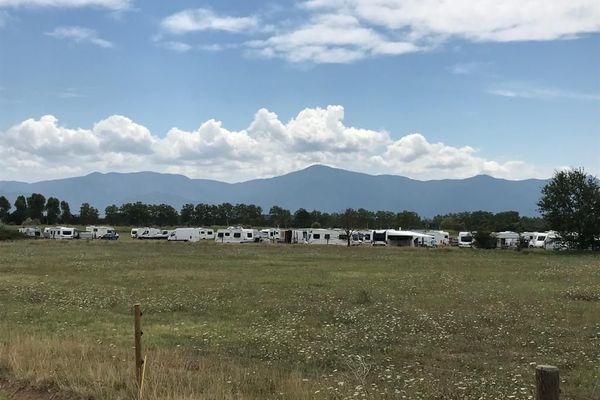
[0,379,85,400]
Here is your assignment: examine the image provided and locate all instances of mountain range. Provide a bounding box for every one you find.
[0,165,547,217]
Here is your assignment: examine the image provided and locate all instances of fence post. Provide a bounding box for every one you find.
[536,365,559,400]
[134,303,143,389]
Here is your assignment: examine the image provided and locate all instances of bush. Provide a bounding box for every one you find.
[474,231,496,249]
[0,227,27,241]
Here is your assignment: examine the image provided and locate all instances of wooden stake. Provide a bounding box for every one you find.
[134,304,143,389]
[536,365,559,400]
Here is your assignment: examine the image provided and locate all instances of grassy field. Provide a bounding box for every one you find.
[0,238,598,399]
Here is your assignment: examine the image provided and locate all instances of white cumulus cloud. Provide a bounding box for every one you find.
[0,106,545,182]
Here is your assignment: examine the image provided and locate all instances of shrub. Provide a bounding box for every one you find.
[0,227,27,241]
[474,231,496,249]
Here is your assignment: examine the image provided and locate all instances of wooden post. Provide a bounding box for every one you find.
[536,365,559,400]
[134,304,143,389]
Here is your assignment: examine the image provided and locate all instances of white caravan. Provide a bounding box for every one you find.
[278,229,310,244]
[494,231,520,248]
[529,232,548,248]
[306,229,347,245]
[543,231,565,250]
[215,227,260,243]
[198,227,215,240]
[371,229,434,247]
[520,232,536,247]
[169,228,201,242]
[131,228,140,238]
[427,230,450,246]
[86,226,118,239]
[137,228,170,240]
[260,228,280,242]
[44,226,78,239]
[18,227,42,238]
[458,232,474,248]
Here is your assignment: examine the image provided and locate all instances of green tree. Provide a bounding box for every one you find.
[180,204,195,226]
[105,205,121,225]
[0,196,11,223]
[45,197,61,225]
[12,195,27,225]
[26,193,46,221]
[293,208,311,228]
[60,201,73,224]
[538,168,600,250]
[79,203,100,225]
[268,205,291,228]
[119,202,150,226]
[340,208,358,247]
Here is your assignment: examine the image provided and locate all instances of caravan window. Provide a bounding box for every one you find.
[233,233,241,238]
[207,231,213,235]
[225,232,230,237]
[364,234,371,240]
[62,230,72,236]
[324,234,331,240]
[217,232,224,238]
[313,233,321,239]
[246,233,253,238]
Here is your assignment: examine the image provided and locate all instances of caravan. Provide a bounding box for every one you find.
[215,227,260,243]
[306,229,346,245]
[44,226,78,240]
[494,231,520,248]
[86,226,119,240]
[528,232,548,248]
[168,228,201,242]
[371,229,434,247]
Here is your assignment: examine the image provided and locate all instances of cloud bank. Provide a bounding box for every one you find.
[45,26,113,48]
[160,0,600,63]
[0,106,542,182]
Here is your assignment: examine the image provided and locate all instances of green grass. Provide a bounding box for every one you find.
[0,239,599,399]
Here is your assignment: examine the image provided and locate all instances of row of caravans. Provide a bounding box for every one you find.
[18,226,118,240]
[454,230,562,249]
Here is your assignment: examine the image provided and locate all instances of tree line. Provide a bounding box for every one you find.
[0,194,548,233]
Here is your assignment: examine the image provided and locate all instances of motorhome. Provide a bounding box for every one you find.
[44,226,78,240]
[215,227,260,243]
[543,231,565,250]
[18,227,42,238]
[306,229,347,245]
[137,228,169,240]
[458,232,474,248]
[86,226,118,239]
[168,228,201,242]
[494,231,520,248]
[529,232,548,248]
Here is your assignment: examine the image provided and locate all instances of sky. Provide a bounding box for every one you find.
[0,0,599,183]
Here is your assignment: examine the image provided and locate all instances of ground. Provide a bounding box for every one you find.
[0,238,599,399]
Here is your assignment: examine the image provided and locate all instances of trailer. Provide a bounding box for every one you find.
[306,229,346,245]
[168,228,200,242]
[44,226,78,240]
[86,226,119,239]
[494,231,520,248]
[215,227,260,243]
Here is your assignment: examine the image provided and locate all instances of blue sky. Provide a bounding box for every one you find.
[0,0,599,182]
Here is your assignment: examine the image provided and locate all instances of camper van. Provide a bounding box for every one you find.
[18,227,42,238]
[137,228,170,240]
[215,227,259,243]
[44,226,78,240]
[86,226,118,240]
[458,232,474,248]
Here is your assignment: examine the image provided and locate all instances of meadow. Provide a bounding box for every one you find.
[0,237,598,399]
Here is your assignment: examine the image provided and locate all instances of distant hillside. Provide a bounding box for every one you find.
[0,165,547,216]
